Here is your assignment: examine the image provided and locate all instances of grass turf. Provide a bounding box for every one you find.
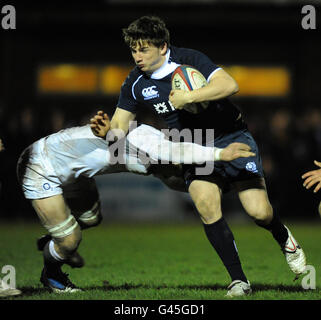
[0,220,320,300]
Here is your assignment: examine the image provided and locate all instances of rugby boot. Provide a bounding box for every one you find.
[40,267,82,293]
[226,280,252,298]
[282,226,306,275]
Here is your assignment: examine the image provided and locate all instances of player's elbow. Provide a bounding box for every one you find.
[232,81,239,94]
[227,79,239,96]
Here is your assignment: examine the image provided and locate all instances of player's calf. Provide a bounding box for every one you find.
[41,223,82,292]
[53,226,82,259]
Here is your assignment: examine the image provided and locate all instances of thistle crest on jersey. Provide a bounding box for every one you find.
[171,65,209,114]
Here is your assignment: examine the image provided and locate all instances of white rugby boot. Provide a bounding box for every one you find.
[226,280,252,298]
[282,226,306,275]
[0,282,22,298]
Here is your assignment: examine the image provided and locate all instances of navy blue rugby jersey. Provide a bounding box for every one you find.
[117,45,245,139]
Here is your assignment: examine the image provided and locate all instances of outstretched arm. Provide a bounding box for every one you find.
[302,160,321,193]
[91,117,255,163]
[127,125,255,164]
[152,140,255,163]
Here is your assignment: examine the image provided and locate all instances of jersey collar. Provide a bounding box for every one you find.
[150,49,180,80]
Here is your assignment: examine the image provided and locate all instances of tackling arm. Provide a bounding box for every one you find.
[154,140,255,163]
[127,125,255,163]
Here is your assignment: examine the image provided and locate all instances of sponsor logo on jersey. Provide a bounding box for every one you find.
[245,161,258,173]
[142,86,159,100]
[153,102,169,114]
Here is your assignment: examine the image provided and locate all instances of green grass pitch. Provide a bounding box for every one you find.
[0,220,320,300]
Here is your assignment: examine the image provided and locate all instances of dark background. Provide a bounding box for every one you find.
[0,1,320,220]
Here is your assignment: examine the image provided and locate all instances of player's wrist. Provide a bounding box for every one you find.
[214,147,223,161]
[186,90,196,104]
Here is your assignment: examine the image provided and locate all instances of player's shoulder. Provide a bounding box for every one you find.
[122,66,144,89]
[170,45,209,63]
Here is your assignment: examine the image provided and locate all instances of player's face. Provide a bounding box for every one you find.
[130,41,167,74]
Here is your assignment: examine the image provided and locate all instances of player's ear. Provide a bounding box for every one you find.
[160,42,168,55]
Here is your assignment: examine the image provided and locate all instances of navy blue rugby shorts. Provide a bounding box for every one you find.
[183,128,264,193]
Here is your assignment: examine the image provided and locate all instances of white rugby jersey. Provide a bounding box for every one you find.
[36,125,148,185]
[20,124,217,188]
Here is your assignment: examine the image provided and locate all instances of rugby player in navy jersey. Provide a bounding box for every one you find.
[110,15,306,297]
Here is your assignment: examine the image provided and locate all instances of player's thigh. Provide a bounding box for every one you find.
[32,194,71,227]
[63,177,99,215]
[154,174,187,193]
[235,177,273,220]
[63,177,102,227]
[32,195,82,248]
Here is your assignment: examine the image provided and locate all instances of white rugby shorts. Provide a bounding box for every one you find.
[17,138,64,199]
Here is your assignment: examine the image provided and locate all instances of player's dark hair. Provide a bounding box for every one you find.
[122,16,170,48]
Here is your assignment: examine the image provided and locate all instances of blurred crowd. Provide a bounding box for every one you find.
[0,101,320,220]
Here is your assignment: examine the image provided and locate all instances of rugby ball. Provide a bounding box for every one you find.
[171,65,209,114]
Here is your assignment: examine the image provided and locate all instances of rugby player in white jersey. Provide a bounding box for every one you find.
[17,111,255,293]
[0,139,22,298]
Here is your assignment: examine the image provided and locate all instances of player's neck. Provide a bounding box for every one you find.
[148,49,177,80]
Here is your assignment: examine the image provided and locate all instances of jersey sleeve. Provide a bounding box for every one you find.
[116,72,138,114]
[179,48,221,82]
[127,124,216,164]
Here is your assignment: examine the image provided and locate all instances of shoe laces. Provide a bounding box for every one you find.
[48,269,77,289]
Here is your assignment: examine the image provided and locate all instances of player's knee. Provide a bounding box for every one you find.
[193,196,221,224]
[77,201,103,229]
[249,201,273,223]
[46,215,82,256]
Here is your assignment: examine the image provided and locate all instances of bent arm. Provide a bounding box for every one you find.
[110,107,136,140]
[169,68,239,109]
[187,68,239,103]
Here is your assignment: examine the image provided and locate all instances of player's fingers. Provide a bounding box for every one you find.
[236,143,251,151]
[233,151,255,159]
[305,177,319,189]
[314,182,321,193]
[103,113,109,121]
[302,170,318,179]
[303,175,314,187]
[240,151,255,158]
[94,116,106,126]
[90,125,99,134]
[302,172,311,179]
[314,160,321,167]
